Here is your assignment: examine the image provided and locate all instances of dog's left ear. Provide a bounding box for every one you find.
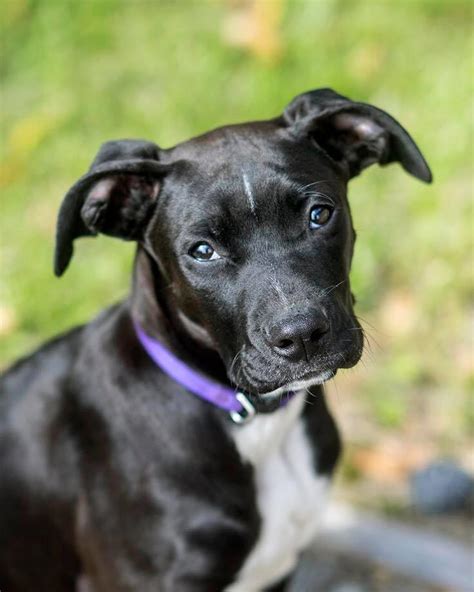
[283,88,432,183]
[54,139,169,277]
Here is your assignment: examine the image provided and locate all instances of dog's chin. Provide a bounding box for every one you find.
[231,367,338,401]
[258,369,337,401]
[228,339,363,399]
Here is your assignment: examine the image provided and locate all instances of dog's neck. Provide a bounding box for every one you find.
[129,247,230,386]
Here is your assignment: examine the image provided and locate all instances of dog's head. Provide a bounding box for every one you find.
[55,89,431,397]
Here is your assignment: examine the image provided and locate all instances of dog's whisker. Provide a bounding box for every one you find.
[355,314,386,336]
[298,180,329,192]
[330,373,342,407]
[229,345,246,379]
[320,279,348,298]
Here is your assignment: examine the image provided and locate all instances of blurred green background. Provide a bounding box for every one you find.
[0,0,472,486]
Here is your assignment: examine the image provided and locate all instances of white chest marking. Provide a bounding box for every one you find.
[225,394,329,592]
[242,173,257,216]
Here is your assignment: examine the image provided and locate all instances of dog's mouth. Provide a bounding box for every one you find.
[228,333,363,397]
[229,350,348,398]
[258,368,337,400]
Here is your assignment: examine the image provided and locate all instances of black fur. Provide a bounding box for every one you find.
[0,89,431,591]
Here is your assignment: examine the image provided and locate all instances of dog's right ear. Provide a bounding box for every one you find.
[54,139,169,277]
[283,89,432,183]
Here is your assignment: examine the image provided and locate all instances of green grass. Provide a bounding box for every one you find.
[1,0,472,449]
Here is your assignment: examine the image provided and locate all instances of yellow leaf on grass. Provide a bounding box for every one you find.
[1,113,62,188]
[222,0,284,63]
[8,114,55,155]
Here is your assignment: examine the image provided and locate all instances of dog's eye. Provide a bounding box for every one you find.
[189,242,221,262]
[309,205,333,228]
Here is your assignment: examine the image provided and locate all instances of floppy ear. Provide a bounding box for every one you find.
[54,139,169,277]
[283,88,432,183]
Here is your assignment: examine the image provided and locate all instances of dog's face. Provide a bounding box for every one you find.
[55,89,431,396]
[147,124,359,395]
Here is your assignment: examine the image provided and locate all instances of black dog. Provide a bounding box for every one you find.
[0,89,431,592]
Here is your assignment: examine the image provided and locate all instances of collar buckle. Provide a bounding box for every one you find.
[229,392,256,425]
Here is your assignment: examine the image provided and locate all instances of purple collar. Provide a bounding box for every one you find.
[133,321,295,424]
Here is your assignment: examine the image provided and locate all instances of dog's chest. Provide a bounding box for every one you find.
[226,395,329,592]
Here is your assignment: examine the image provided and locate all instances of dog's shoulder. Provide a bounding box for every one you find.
[1,325,83,392]
[0,304,128,485]
[0,303,123,405]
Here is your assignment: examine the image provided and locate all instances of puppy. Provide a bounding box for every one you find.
[0,89,431,592]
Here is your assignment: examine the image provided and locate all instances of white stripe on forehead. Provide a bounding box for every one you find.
[242,173,257,217]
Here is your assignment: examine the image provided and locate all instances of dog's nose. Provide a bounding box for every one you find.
[266,309,329,362]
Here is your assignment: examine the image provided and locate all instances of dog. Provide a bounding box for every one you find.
[0,88,431,592]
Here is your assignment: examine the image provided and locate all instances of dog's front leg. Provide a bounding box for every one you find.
[76,492,258,592]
